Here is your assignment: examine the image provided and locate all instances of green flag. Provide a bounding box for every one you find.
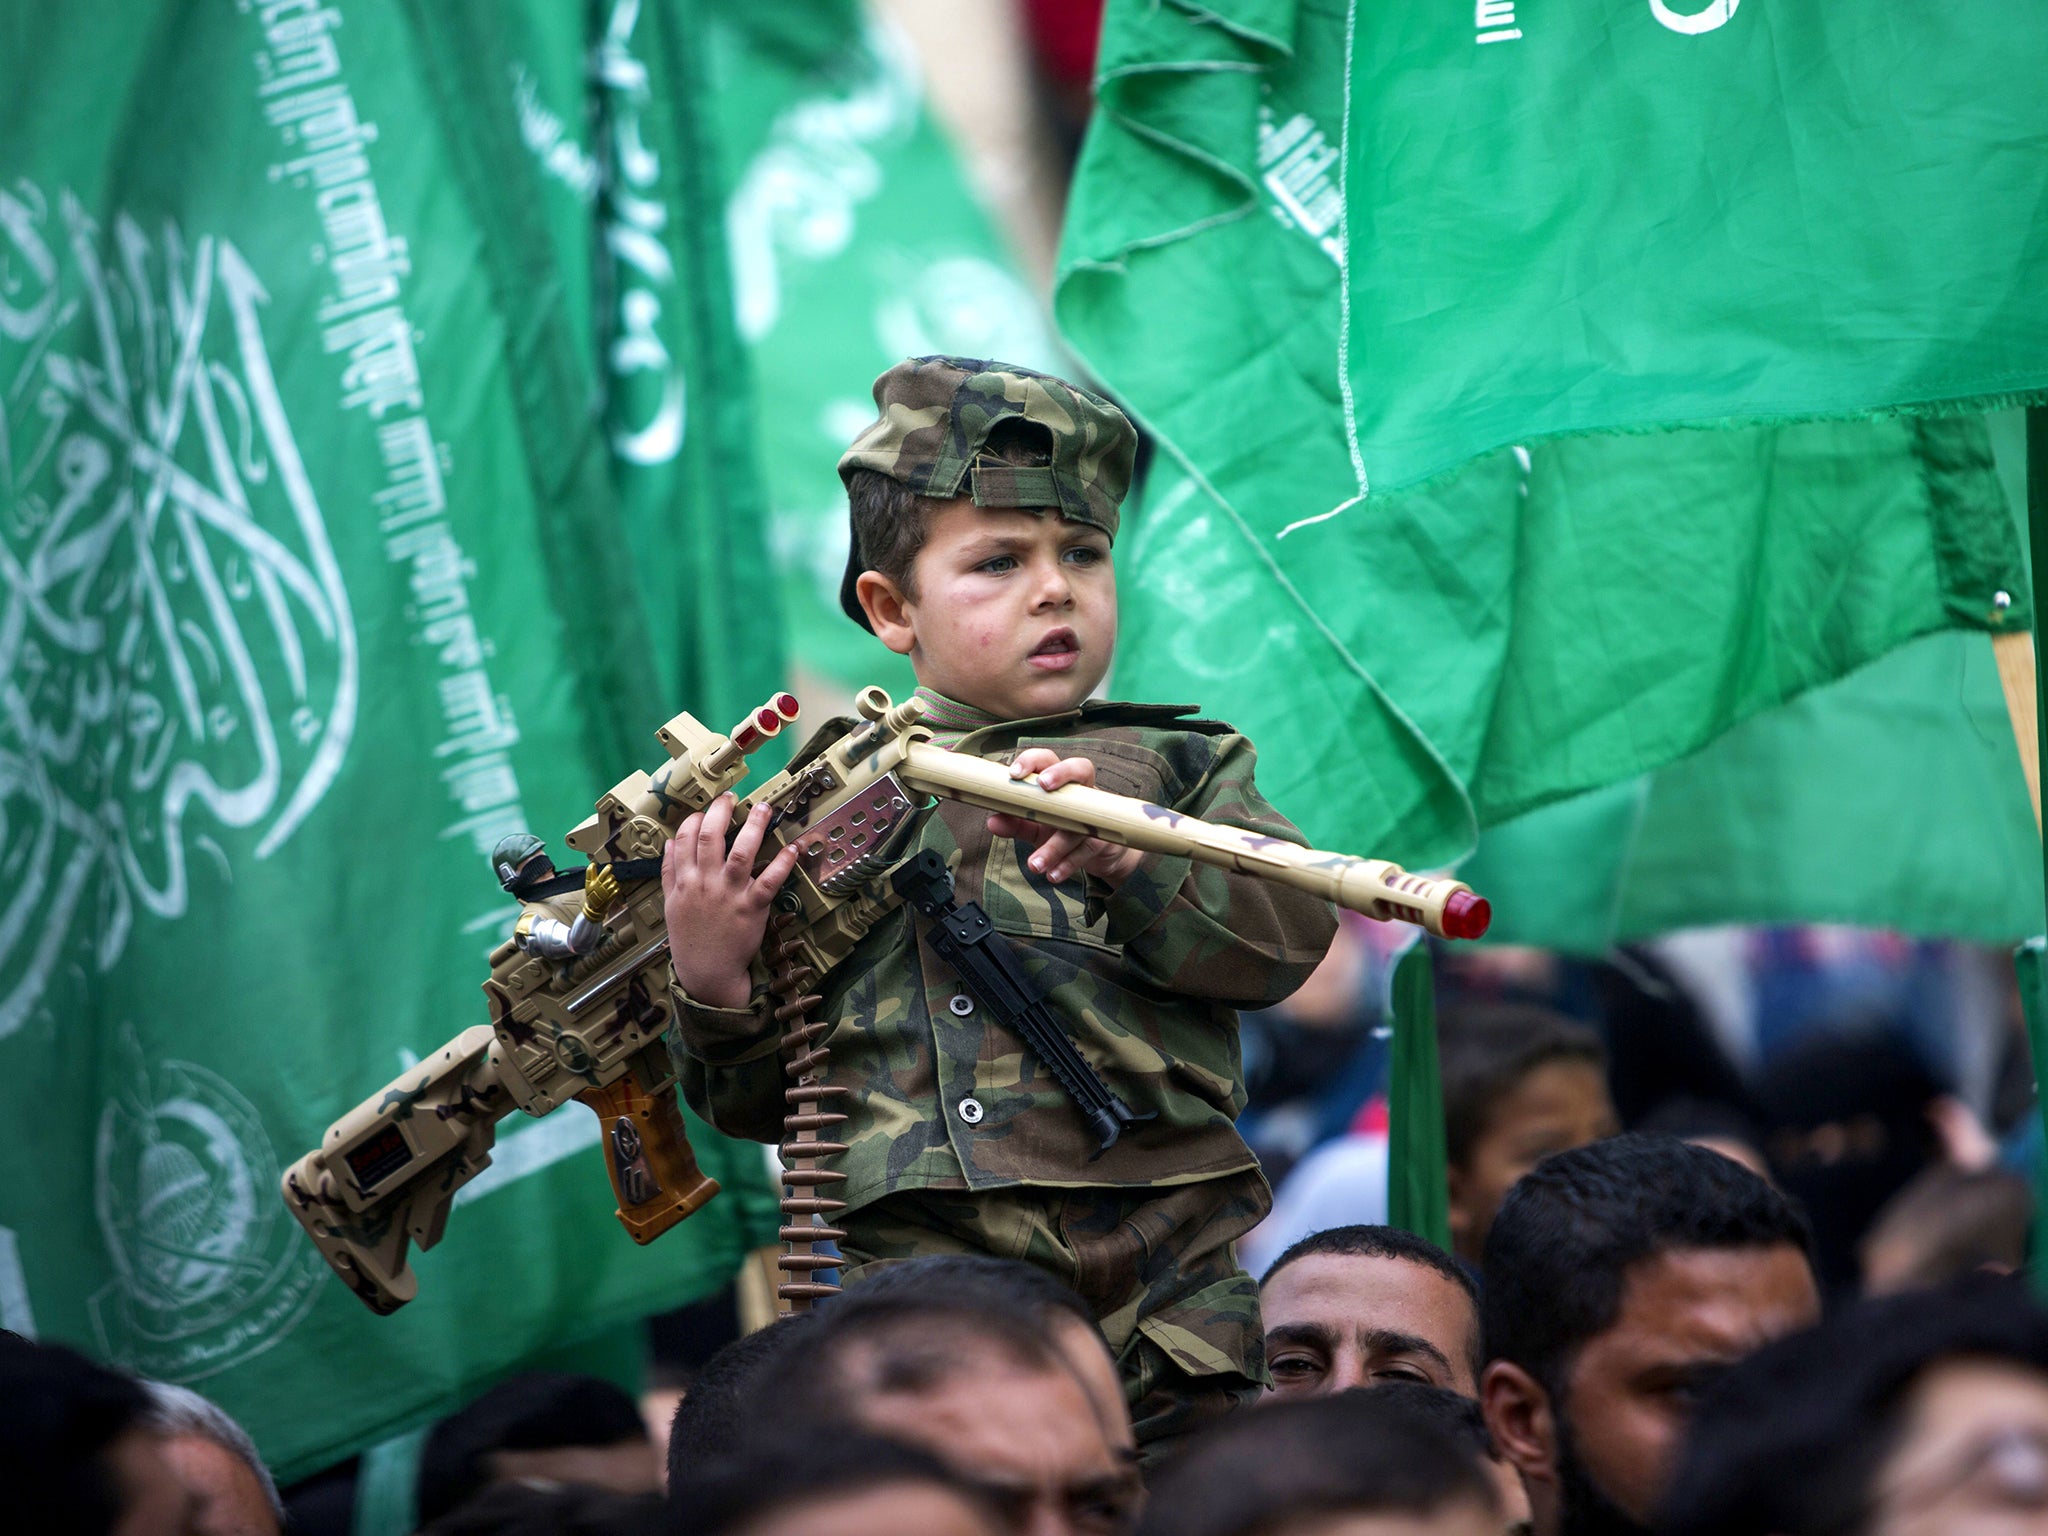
[1068,1,2048,501]
[1066,0,2032,903]
[706,0,1066,688]
[1,0,779,1483]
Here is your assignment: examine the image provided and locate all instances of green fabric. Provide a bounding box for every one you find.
[1063,0,2048,501]
[1386,946,1449,1252]
[0,0,779,1485]
[704,2,1066,689]
[351,1428,427,1536]
[1467,630,2044,951]
[1066,0,2033,924]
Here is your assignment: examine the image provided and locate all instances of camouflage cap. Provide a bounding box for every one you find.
[836,355,1137,630]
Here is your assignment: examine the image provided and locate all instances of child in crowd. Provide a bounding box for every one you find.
[660,356,1338,1451]
[1439,1003,1618,1264]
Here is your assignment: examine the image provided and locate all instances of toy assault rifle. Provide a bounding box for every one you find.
[283,687,1490,1314]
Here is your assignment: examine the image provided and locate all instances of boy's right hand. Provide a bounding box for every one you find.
[662,794,800,1012]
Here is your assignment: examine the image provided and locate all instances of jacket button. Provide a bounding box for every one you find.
[957,1097,985,1126]
[948,994,975,1017]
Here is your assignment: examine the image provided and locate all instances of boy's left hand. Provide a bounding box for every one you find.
[987,749,1147,889]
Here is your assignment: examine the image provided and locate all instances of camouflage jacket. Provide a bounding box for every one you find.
[666,700,1339,1214]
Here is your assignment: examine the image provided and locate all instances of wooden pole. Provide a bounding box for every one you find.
[1995,630,2042,832]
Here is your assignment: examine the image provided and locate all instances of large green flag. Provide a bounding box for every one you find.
[1067,1,2048,501]
[705,0,1066,689]
[1065,0,2035,943]
[1,0,779,1483]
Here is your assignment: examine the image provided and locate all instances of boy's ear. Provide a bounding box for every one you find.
[855,570,916,657]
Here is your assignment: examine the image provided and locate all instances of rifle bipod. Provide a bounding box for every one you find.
[769,910,848,1310]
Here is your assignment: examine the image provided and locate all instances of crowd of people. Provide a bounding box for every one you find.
[14,1125,2048,1536]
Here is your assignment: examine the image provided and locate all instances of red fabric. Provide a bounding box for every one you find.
[1020,0,1105,86]
[1350,1095,1390,1138]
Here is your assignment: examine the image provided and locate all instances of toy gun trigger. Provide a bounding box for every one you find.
[574,1043,721,1244]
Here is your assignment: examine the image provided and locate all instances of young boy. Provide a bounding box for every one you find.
[1437,1003,1619,1265]
[660,356,1338,1449]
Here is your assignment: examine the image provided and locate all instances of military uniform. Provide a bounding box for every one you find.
[670,692,1337,1445]
[668,355,1338,1452]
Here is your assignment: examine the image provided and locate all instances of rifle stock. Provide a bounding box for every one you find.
[284,685,1490,1314]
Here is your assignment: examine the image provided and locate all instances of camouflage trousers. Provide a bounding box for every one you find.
[838,1167,1272,1460]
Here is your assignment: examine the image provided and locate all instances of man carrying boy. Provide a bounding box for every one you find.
[660,356,1338,1450]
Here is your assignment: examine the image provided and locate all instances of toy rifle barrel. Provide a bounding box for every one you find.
[899,743,1490,941]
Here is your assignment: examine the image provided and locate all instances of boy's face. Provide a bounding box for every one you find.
[859,498,1117,721]
[1448,1059,1619,1263]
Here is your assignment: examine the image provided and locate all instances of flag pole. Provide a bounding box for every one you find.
[2014,407,2048,1296]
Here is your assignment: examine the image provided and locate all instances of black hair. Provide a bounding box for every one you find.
[667,1428,997,1536]
[850,1253,1097,1329]
[745,1283,1065,1436]
[1439,1002,1607,1168]
[417,1372,650,1526]
[1266,1224,1479,1312]
[667,1316,816,1487]
[1361,1380,1499,1461]
[1135,1390,1499,1536]
[421,1483,662,1536]
[846,419,1057,605]
[0,1335,152,1536]
[1482,1134,1812,1398]
[1659,1275,2048,1536]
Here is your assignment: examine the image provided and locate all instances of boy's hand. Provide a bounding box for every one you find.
[987,750,1147,890]
[662,795,800,1011]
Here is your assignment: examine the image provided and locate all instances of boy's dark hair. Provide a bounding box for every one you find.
[1482,1134,1812,1398]
[1135,1390,1499,1536]
[667,1315,816,1486]
[667,1429,996,1536]
[0,1334,152,1536]
[1658,1275,2048,1536]
[1361,1380,1499,1460]
[1439,1002,1606,1168]
[1266,1223,1478,1311]
[417,1372,650,1526]
[845,419,1056,606]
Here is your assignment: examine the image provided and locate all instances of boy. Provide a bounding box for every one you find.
[660,356,1338,1449]
[1439,1003,1619,1265]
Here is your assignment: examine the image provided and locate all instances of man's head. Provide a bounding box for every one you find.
[667,1316,817,1485]
[1440,1004,1618,1264]
[751,1285,1142,1536]
[1659,1276,2048,1536]
[1261,1226,1484,1397]
[1367,1383,1535,1535]
[1480,1135,1818,1536]
[0,1333,192,1536]
[1135,1390,1503,1536]
[848,1255,1133,1456]
[669,1429,1003,1536]
[139,1383,282,1536]
[417,1372,660,1528]
[839,356,1137,721]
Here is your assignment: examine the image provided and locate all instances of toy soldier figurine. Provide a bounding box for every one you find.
[492,832,619,959]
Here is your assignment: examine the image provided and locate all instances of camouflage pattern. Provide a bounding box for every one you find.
[837,1168,1272,1457]
[836,356,1138,629]
[668,700,1339,1211]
